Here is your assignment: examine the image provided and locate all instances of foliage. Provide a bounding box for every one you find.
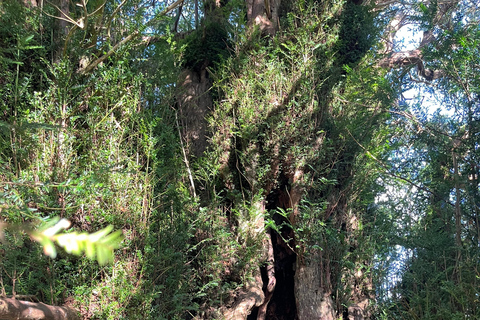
[335,2,378,69]
[0,0,478,319]
[0,2,167,314]
[181,19,230,72]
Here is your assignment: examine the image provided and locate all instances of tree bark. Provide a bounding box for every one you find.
[175,0,227,162]
[294,255,335,320]
[22,0,38,7]
[0,298,80,320]
[453,149,462,249]
[177,68,212,159]
[246,0,281,36]
[377,0,459,80]
[57,0,69,36]
[222,275,265,320]
[222,200,268,319]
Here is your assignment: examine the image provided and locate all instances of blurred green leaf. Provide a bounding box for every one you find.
[29,218,123,265]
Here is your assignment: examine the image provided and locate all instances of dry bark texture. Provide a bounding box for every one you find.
[347,214,373,320]
[379,50,444,81]
[58,0,71,35]
[222,201,269,319]
[0,298,79,320]
[377,0,459,81]
[23,0,37,7]
[256,228,276,320]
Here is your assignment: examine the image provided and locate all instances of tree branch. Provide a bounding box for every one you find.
[376,0,460,80]
[378,50,444,80]
[77,32,138,74]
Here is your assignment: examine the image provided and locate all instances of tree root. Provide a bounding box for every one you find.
[256,228,276,320]
[0,298,79,320]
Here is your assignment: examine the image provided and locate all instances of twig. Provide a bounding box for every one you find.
[106,0,128,38]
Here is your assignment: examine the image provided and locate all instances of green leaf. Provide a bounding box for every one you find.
[29,217,123,265]
[419,3,428,14]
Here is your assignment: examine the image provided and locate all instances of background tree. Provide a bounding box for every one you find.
[375,1,480,318]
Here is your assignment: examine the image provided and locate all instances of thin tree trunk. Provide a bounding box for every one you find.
[453,150,462,249]
[194,0,199,28]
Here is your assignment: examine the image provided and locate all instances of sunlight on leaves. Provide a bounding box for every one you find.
[30,218,124,265]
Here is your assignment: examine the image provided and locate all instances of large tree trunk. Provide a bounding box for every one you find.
[208,0,383,318]
[221,200,269,320]
[222,274,265,320]
[0,298,79,320]
[256,229,276,320]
